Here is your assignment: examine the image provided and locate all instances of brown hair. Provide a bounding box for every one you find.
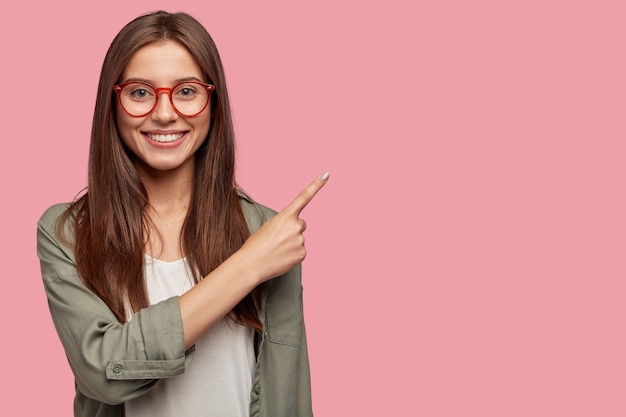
[61,11,261,331]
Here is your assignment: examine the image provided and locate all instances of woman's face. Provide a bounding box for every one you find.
[115,40,211,177]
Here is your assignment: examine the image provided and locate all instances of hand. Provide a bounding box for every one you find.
[240,172,330,283]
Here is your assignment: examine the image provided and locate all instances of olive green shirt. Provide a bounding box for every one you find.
[37,196,313,417]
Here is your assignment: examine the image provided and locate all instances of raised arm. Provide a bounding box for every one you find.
[179,172,330,348]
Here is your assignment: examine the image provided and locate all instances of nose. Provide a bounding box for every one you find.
[151,91,178,123]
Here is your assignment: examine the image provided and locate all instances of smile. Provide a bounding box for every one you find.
[145,133,185,143]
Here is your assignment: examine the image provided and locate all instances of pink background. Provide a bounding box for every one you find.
[2,0,625,415]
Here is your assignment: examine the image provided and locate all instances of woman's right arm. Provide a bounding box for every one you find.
[37,204,191,405]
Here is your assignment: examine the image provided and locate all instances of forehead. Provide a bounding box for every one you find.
[120,40,204,83]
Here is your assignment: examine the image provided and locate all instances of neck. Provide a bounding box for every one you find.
[138,164,194,262]
[138,163,194,215]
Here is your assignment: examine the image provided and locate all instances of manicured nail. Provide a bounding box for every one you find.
[319,171,330,182]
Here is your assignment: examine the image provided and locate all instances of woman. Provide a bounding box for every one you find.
[37,10,327,417]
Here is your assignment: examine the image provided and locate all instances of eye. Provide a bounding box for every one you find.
[125,84,155,100]
[132,89,148,98]
[174,84,201,99]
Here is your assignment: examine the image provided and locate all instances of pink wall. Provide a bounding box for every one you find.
[2,0,625,415]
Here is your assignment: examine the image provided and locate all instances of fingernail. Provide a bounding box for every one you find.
[319,171,330,182]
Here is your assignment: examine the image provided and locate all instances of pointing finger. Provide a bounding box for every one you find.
[284,172,330,216]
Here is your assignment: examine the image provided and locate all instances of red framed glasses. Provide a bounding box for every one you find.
[113,81,216,117]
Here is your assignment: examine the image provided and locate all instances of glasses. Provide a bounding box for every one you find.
[113,81,215,117]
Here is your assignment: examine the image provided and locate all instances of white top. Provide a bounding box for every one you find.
[124,255,256,417]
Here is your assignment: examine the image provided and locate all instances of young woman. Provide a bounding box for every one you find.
[37,10,327,417]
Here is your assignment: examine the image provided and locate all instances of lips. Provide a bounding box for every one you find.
[145,132,185,143]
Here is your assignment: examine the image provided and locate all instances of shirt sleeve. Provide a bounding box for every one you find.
[36,204,194,405]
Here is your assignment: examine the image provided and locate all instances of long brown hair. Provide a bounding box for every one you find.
[61,11,261,331]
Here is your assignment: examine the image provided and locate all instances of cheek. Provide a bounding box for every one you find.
[193,110,212,143]
[115,111,141,146]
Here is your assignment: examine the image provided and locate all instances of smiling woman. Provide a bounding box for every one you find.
[36,10,328,417]
[114,41,213,178]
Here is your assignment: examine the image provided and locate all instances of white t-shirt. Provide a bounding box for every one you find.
[124,255,256,417]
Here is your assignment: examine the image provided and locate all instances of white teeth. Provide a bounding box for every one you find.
[147,133,184,143]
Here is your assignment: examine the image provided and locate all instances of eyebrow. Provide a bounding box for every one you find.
[119,76,206,85]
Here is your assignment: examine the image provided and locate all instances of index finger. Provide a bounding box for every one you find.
[283,171,330,216]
